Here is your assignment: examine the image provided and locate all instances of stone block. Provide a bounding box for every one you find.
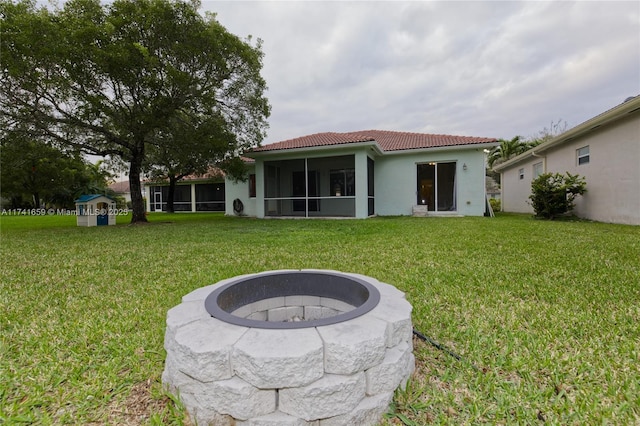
[162,356,204,393]
[368,291,413,347]
[365,341,414,395]
[284,295,304,306]
[317,315,388,374]
[181,283,218,303]
[237,410,319,425]
[200,376,276,420]
[191,406,235,426]
[267,306,304,322]
[165,300,209,342]
[320,297,355,312]
[247,310,268,321]
[231,303,254,318]
[412,205,429,217]
[319,392,393,426]
[321,307,340,319]
[172,318,247,382]
[252,296,285,312]
[301,295,321,306]
[373,280,408,300]
[232,328,324,388]
[279,373,366,421]
[304,305,323,321]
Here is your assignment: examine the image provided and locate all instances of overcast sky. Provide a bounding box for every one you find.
[202,1,639,145]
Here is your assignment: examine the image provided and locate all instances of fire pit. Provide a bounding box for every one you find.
[162,270,414,425]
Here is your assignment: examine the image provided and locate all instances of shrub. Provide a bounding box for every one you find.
[489,198,501,212]
[529,172,586,219]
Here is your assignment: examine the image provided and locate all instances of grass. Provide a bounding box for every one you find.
[1,212,639,425]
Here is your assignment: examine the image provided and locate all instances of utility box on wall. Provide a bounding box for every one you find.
[74,194,117,227]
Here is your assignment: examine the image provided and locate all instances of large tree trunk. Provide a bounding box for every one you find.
[166,175,176,213]
[128,154,148,223]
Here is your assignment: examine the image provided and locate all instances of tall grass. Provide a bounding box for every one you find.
[1,213,638,424]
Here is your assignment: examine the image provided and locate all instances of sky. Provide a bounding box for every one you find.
[202,1,640,145]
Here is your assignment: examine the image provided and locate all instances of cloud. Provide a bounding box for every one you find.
[204,1,640,143]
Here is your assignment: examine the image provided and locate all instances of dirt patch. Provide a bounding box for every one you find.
[94,379,192,426]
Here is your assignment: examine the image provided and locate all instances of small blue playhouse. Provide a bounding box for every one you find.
[74,194,117,227]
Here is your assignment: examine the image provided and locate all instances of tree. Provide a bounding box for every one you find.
[0,0,270,223]
[528,119,569,145]
[144,111,238,213]
[487,136,532,169]
[0,132,113,209]
[529,172,587,220]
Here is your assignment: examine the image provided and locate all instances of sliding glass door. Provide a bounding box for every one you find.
[416,162,457,212]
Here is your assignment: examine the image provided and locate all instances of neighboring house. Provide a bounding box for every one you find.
[144,169,226,212]
[225,130,498,219]
[493,95,640,225]
[108,180,132,204]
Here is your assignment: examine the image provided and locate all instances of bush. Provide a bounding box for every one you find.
[489,198,501,212]
[529,172,586,219]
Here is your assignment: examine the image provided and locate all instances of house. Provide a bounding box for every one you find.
[225,130,498,218]
[493,95,640,225]
[108,180,132,204]
[144,169,226,212]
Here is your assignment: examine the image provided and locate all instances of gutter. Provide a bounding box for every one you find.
[494,95,640,172]
[245,140,383,158]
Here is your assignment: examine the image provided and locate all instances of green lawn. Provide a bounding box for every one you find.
[1,213,638,425]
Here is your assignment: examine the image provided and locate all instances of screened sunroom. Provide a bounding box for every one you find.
[262,154,374,218]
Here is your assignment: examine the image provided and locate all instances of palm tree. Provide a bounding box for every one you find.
[487,136,531,168]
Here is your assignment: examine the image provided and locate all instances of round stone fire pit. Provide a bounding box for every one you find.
[162,270,414,426]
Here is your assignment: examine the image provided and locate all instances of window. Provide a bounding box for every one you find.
[248,174,256,198]
[518,168,525,180]
[577,146,590,165]
[533,162,543,178]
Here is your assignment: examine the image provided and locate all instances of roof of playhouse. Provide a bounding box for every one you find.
[74,194,116,203]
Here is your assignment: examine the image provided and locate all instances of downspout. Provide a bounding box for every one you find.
[531,150,546,173]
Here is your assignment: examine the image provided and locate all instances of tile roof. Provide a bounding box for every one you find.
[250,130,497,153]
[108,180,131,193]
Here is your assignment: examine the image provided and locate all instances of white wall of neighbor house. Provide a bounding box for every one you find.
[500,158,540,214]
[501,113,640,224]
[548,114,639,225]
[375,148,488,216]
[224,165,257,217]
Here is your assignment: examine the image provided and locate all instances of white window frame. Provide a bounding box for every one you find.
[518,168,524,180]
[577,146,590,165]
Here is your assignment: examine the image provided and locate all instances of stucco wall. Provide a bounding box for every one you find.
[375,148,488,216]
[500,112,640,225]
[548,115,639,224]
[500,158,540,214]
[225,164,257,217]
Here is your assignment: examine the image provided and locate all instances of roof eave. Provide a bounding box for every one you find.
[494,96,640,172]
[246,140,383,158]
[382,141,499,155]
